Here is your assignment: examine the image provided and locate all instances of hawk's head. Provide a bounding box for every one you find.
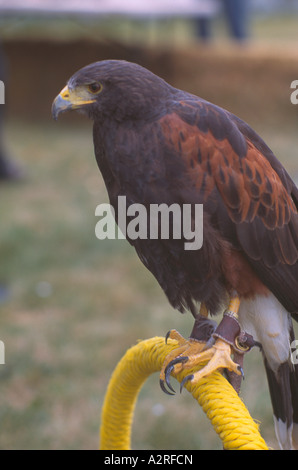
[52,60,170,122]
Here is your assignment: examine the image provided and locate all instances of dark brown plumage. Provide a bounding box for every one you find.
[52,60,298,449]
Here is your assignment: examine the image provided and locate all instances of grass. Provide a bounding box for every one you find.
[0,112,297,450]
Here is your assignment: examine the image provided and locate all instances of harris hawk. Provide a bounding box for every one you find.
[52,60,298,450]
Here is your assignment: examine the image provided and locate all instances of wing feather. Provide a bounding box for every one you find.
[159,99,298,314]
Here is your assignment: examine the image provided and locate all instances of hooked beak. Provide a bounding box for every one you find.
[52,85,96,120]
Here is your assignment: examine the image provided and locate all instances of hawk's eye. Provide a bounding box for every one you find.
[88,82,102,94]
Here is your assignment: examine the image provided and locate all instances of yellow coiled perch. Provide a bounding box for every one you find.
[100,336,268,450]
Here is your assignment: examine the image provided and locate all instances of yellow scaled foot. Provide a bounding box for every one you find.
[160,330,243,395]
[159,330,206,394]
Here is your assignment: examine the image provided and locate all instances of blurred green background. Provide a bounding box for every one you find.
[1,1,298,450]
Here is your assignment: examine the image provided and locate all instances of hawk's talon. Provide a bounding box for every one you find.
[202,336,216,351]
[165,330,171,344]
[159,378,175,396]
[238,365,245,380]
[165,329,186,344]
[165,355,189,371]
[180,374,194,393]
[164,363,176,393]
[163,356,189,394]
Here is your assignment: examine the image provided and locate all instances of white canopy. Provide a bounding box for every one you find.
[0,0,220,18]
